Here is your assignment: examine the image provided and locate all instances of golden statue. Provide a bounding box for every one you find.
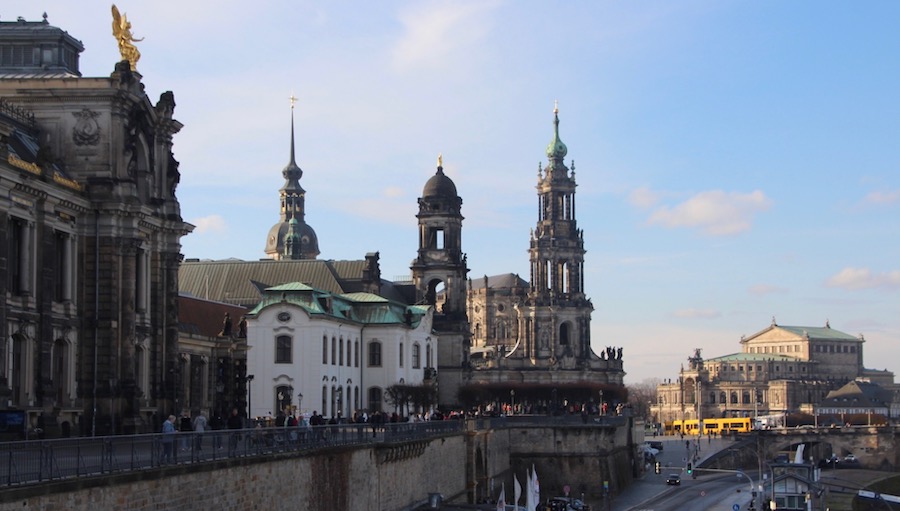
[111,4,143,71]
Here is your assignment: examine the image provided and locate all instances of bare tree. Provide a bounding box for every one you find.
[627,378,660,422]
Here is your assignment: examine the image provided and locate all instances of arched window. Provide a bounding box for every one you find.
[719,391,727,403]
[730,391,738,404]
[426,343,432,368]
[742,391,750,404]
[708,391,716,404]
[412,343,421,369]
[275,335,292,363]
[354,340,360,367]
[368,341,382,367]
[346,339,352,366]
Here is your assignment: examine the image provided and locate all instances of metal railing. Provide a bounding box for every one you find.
[0,420,465,488]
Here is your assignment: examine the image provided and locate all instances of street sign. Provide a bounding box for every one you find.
[733,504,740,511]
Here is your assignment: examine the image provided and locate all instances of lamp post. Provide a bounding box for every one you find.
[298,392,303,413]
[510,389,515,415]
[246,374,254,423]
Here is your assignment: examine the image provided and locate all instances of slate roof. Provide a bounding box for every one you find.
[468,273,529,290]
[179,259,371,307]
[821,380,892,407]
[178,294,249,337]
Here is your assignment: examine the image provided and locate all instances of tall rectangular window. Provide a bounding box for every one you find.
[412,343,421,369]
[275,335,292,363]
[322,336,328,364]
[399,342,404,367]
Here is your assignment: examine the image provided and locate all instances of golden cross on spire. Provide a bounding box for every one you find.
[289,92,298,110]
[554,99,559,114]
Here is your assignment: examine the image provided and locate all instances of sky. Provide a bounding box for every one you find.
[8,1,900,384]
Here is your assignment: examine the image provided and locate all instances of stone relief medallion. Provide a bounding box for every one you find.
[72,109,101,146]
[277,311,291,323]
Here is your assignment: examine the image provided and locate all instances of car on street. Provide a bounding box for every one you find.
[843,454,858,463]
[666,473,681,486]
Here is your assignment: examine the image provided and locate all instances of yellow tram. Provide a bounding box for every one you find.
[664,417,752,436]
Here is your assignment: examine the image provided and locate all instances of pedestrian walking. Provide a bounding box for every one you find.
[193,411,208,454]
[227,408,243,456]
[161,415,176,465]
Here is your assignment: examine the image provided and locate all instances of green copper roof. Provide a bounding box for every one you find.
[339,292,389,303]
[248,283,429,328]
[266,282,314,292]
[706,352,799,363]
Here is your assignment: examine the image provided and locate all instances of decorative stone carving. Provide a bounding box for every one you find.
[72,109,101,146]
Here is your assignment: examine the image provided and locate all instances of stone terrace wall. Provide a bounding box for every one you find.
[0,433,470,511]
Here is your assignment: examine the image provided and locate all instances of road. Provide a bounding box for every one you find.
[612,436,760,511]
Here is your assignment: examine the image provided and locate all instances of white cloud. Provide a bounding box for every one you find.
[628,186,661,208]
[391,1,501,72]
[646,190,772,236]
[748,284,787,296]
[672,309,721,319]
[826,267,900,291]
[191,214,227,234]
[383,186,406,199]
[862,189,900,205]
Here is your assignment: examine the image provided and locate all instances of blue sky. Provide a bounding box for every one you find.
[11,1,899,384]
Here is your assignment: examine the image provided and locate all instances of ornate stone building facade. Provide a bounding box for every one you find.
[0,16,191,434]
[651,320,896,426]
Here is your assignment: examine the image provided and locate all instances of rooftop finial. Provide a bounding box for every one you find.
[289,91,298,110]
[437,153,443,169]
[554,99,559,115]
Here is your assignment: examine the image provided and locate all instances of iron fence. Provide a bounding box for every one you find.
[0,419,465,488]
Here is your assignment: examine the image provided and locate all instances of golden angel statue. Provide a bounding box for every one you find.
[111,4,143,71]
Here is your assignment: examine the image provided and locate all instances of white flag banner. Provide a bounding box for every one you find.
[496,483,506,511]
[514,475,522,509]
[525,468,535,511]
[531,465,540,509]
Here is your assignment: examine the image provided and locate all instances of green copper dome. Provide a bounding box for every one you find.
[545,103,568,160]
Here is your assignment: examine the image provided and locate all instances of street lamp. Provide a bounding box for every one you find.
[298,392,303,412]
[246,374,255,422]
[510,389,515,415]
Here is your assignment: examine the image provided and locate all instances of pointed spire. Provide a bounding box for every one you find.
[288,92,299,170]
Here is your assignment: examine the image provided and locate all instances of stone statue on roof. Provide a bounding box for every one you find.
[112,5,143,71]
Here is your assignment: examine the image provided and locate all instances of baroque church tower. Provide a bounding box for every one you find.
[410,155,471,406]
[265,97,319,260]
[520,102,595,364]
[463,104,624,412]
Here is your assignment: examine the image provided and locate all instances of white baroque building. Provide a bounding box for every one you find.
[245,283,435,420]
